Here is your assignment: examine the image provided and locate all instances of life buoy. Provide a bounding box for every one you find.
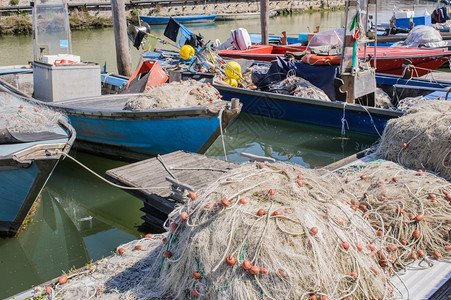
[302,54,341,66]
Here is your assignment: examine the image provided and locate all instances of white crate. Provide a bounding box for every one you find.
[33,61,101,102]
[41,54,81,65]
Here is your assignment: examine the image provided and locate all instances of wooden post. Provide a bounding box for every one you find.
[260,0,269,45]
[111,0,132,77]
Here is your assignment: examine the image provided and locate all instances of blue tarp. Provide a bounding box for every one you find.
[253,57,339,100]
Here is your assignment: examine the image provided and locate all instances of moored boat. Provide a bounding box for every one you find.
[0,89,75,237]
[214,83,402,136]
[140,14,216,25]
[218,44,451,77]
[216,10,277,21]
[0,72,241,161]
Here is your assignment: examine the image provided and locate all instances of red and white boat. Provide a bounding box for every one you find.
[218,44,451,77]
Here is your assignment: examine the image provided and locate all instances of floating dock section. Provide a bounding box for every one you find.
[105,151,239,227]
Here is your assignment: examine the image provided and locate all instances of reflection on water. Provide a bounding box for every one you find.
[0,152,146,298]
[0,191,89,298]
[206,113,378,167]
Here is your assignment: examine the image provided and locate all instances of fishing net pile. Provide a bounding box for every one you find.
[375,88,395,110]
[267,75,331,100]
[124,80,224,110]
[125,162,391,300]
[337,160,451,271]
[375,100,451,180]
[395,95,430,112]
[37,161,449,299]
[0,91,63,133]
[33,235,165,299]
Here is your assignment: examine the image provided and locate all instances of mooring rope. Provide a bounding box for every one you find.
[218,107,228,161]
[60,152,168,191]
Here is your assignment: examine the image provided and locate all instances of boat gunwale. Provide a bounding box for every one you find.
[42,99,235,119]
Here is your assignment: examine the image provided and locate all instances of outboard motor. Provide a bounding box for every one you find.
[216,28,252,50]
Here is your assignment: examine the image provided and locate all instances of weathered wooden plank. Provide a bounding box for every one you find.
[105,151,239,222]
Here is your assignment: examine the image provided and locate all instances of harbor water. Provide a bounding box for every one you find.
[0,0,438,298]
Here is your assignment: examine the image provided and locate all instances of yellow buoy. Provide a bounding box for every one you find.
[224,77,238,87]
[225,61,242,80]
[179,45,195,60]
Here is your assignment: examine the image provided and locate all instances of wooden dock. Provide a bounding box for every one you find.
[105,151,239,227]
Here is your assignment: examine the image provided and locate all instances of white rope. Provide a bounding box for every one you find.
[218,108,228,161]
[60,152,168,191]
[360,104,382,137]
[341,102,349,136]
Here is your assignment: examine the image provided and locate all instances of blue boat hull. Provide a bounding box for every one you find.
[215,85,402,136]
[67,112,229,161]
[140,14,216,24]
[0,158,61,236]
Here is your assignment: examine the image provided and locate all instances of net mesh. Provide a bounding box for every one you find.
[0,91,63,133]
[375,100,451,180]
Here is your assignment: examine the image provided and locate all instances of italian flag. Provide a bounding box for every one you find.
[350,13,360,43]
[350,13,359,69]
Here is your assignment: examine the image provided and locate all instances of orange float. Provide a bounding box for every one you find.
[271,210,282,216]
[302,54,341,66]
[58,276,68,284]
[250,266,260,275]
[221,197,231,207]
[242,260,251,270]
[180,211,188,221]
[239,198,248,205]
[226,255,236,265]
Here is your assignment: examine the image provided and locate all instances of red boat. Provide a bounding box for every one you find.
[218,45,451,77]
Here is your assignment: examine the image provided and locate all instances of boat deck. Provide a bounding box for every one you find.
[47,94,131,110]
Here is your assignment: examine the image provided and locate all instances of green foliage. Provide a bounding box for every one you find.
[9,0,19,6]
[0,15,32,35]
[16,10,28,17]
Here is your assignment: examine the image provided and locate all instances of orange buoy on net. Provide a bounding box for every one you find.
[250,266,260,275]
[58,275,68,284]
[193,271,202,279]
[221,197,231,207]
[239,198,248,204]
[225,255,236,265]
[242,260,251,270]
[180,211,188,221]
[302,54,341,66]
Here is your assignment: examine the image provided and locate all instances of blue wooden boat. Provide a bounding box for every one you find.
[140,14,216,25]
[0,73,241,161]
[0,89,75,237]
[214,84,401,136]
[46,94,240,161]
[214,70,451,136]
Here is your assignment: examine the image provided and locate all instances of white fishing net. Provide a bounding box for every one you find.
[0,91,63,133]
[123,80,224,110]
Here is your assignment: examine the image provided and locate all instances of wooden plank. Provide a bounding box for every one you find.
[105,151,239,217]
